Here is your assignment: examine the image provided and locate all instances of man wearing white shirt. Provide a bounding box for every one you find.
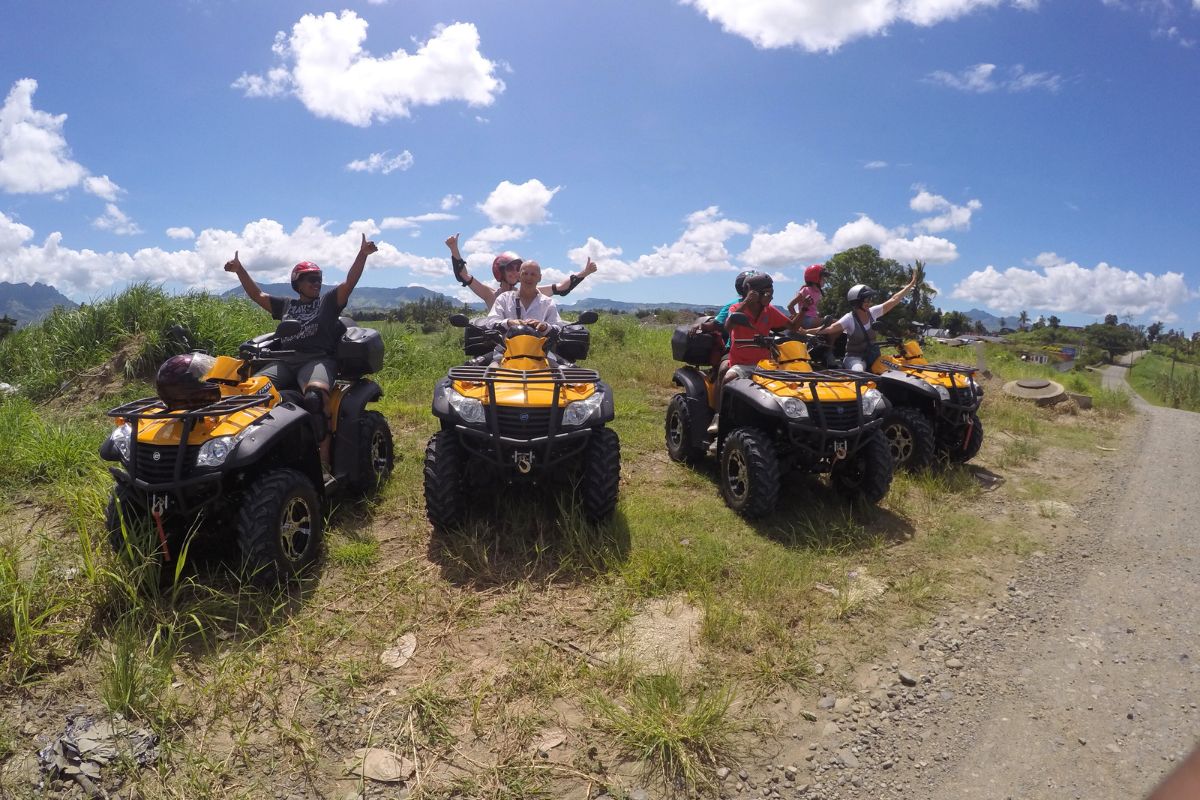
[485,261,562,333]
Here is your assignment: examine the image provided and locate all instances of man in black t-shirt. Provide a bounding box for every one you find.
[224,233,379,470]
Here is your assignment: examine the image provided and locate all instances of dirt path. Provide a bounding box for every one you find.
[749,367,1200,800]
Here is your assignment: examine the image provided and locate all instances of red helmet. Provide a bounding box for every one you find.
[156,353,220,410]
[290,261,322,290]
[491,252,523,283]
[804,264,825,285]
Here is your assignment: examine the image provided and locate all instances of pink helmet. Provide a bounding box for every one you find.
[290,261,322,290]
[491,252,523,283]
[804,264,825,285]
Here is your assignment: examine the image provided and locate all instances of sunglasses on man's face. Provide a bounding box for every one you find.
[299,274,322,284]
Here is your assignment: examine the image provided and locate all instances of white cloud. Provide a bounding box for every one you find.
[233,13,504,127]
[740,220,830,268]
[881,235,959,263]
[166,227,195,240]
[927,62,1063,92]
[952,258,1189,318]
[477,179,560,225]
[0,212,34,252]
[440,193,462,210]
[864,160,888,169]
[83,174,122,201]
[92,204,142,236]
[568,207,750,285]
[380,212,457,229]
[832,215,892,251]
[681,0,1034,52]
[346,150,414,174]
[910,189,982,233]
[0,79,88,194]
[0,215,445,295]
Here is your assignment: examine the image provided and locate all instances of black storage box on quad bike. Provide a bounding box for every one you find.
[671,322,718,365]
[555,324,590,362]
[337,326,384,377]
[463,321,493,357]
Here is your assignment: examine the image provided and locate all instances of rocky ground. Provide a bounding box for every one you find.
[719,365,1198,800]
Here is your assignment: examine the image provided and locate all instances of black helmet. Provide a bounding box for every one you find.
[156,352,220,410]
[847,284,876,306]
[744,272,774,294]
[734,270,762,298]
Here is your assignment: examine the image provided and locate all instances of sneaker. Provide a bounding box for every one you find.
[706,414,720,435]
[321,463,335,485]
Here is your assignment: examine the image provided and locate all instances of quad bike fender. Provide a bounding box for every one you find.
[225,403,322,488]
[672,367,713,444]
[332,380,384,477]
[595,380,617,424]
[431,377,455,422]
[873,370,939,412]
[722,378,787,426]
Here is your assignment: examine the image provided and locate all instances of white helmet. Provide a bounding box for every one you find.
[847,284,876,306]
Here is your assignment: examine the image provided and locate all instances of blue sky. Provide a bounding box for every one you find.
[1,0,1198,331]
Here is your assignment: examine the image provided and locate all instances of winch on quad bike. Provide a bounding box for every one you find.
[423,311,619,530]
[857,322,984,471]
[99,317,394,583]
[665,314,894,519]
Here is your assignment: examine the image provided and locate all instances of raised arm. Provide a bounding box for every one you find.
[879,268,918,316]
[542,257,597,297]
[224,251,272,312]
[335,233,378,308]
[446,233,499,308]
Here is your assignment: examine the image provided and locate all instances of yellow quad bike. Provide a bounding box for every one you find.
[865,325,985,471]
[666,315,893,518]
[100,318,394,582]
[423,311,619,529]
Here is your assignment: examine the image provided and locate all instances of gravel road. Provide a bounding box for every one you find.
[730,364,1199,800]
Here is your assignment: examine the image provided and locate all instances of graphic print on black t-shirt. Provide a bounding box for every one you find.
[269,291,345,356]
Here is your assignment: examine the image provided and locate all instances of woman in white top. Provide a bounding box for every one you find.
[804,270,917,371]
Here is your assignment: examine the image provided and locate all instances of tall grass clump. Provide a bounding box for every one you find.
[1132,354,1200,412]
[0,284,268,401]
[0,395,109,492]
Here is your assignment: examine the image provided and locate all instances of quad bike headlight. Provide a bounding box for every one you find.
[108,423,132,461]
[776,396,808,419]
[447,387,487,425]
[197,436,234,467]
[860,388,887,417]
[562,391,605,426]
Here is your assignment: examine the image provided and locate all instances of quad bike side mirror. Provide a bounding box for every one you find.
[276,318,302,338]
[576,310,599,325]
[822,314,835,327]
[449,313,470,328]
[726,312,750,328]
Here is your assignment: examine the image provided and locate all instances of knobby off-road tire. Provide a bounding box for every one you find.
[831,430,893,505]
[582,427,621,522]
[719,427,780,519]
[236,468,323,584]
[423,430,465,530]
[882,407,936,472]
[349,410,395,495]
[941,412,984,464]
[665,393,707,464]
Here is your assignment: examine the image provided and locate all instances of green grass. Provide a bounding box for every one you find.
[0,288,1134,798]
[1129,352,1200,411]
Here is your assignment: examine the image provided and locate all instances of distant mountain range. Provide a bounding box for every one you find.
[0,282,78,326]
[0,279,1009,331]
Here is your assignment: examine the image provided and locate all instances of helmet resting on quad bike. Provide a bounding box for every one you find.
[290,261,322,291]
[491,252,523,283]
[156,352,220,410]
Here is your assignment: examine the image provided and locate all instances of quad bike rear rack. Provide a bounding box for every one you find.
[446,363,603,474]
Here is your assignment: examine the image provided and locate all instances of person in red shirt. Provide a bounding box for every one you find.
[709,273,801,433]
